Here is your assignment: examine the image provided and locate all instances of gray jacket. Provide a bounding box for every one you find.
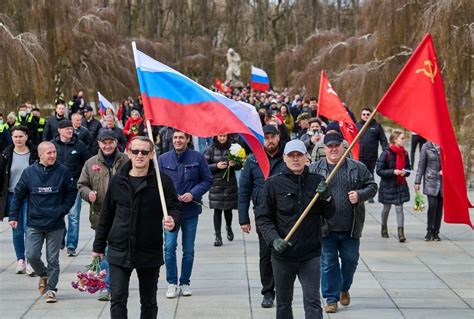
[309,158,377,239]
[415,142,442,197]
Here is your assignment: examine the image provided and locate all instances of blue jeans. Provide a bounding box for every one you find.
[7,193,28,260]
[321,232,360,304]
[100,247,110,290]
[164,215,199,285]
[66,193,81,250]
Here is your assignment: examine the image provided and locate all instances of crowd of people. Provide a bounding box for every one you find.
[0,87,443,318]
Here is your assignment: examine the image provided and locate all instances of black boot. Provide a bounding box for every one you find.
[432,231,441,241]
[226,226,234,241]
[398,227,406,243]
[381,225,389,238]
[214,234,223,247]
[424,230,433,241]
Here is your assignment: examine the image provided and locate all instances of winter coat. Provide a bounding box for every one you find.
[9,161,77,230]
[309,158,377,239]
[93,161,182,269]
[73,126,92,148]
[204,140,241,210]
[238,148,286,226]
[0,143,38,219]
[52,135,90,181]
[77,150,129,229]
[43,115,67,141]
[356,119,389,161]
[256,166,335,260]
[376,148,411,205]
[158,148,213,219]
[82,117,102,154]
[415,142,442,197]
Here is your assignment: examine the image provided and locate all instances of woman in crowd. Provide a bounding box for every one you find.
[0,126,38,274]
[204,134,241,247]
[414,141,443,241]
[279,104,295,137]
[100,107,123,129]
[376,130,411,242]
[123,109,144,150]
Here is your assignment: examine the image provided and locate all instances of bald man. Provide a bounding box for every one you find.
[9,142,77,303]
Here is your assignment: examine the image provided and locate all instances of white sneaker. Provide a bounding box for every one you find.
[16,260,26,274]
[166,284,179,299]
[180,284,192,296]
[25,262,35,276]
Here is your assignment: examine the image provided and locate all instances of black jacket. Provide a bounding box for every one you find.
[73,126,92,148]
[52,135,89,181]
[0,143,39,219]
[9,161,77,230]
[93,161,182,269]
[256,166,335,261]
[82,117,102,154]
[43,114,67,141]
[376,148,411,205]
[356,119,389,161]
[204,140,241,210]
[238,148,286,226]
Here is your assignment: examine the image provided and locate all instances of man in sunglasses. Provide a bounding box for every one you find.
[356,108,388,203]
[158,129,213,299]
[92,136,181,318]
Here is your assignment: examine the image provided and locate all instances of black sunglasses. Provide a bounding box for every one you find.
[130,149,151,156]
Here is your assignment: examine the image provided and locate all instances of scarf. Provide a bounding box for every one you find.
[389,144,406,184]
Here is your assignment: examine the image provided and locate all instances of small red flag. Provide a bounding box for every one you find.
[376,33,473,228]
[318,70,359,160]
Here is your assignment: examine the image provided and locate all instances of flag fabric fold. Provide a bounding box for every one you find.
[250,66,270,92]
[375,33,473,228]
[98,92,116,114]
[132,43,270,178]
[317,70,359,160]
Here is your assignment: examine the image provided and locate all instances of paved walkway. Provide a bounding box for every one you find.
[0,185,473,318]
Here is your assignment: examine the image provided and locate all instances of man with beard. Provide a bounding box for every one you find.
[238,125,286,308]
[43,102,67,141]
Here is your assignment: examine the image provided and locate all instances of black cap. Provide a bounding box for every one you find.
[263,125,279,135]
[84,106,93,112]
[98,129,117,141]
[58,120,73,129]
[323,132,343,146]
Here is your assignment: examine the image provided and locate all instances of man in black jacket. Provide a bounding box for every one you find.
[9,141,77,303]
[82,106,101,155]
[238,125,286,308]
[92,136,181,319]
[43,102,67,141]
[257,139,334,319]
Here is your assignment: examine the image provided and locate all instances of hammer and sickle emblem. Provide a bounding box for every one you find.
[415,59,437,83]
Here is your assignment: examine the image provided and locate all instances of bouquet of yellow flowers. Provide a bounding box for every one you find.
[413,191,425,212]
[222,143,246,182]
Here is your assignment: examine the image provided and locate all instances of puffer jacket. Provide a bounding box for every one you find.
[415,142,442,197]
[77,150,129,229]
[376,148,411,205]
[356,119,389,160]
[204,140,241,210]
[309,158,377,239]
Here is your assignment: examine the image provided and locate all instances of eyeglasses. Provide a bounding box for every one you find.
[130,149,151,156]
[361,113,371,116]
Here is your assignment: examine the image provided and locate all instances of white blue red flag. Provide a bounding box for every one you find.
[250,66,270,92]
[132,42,270,178]
[98,92,115,113]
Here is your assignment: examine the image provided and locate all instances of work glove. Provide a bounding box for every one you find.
[272,238,290,254]
[316,180,331,200]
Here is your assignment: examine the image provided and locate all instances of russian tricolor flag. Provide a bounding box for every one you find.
[98,91,116,114]
[250,66,270,92]
[132,42,270,178]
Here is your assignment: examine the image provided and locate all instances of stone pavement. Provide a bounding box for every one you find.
[0,187,473,318]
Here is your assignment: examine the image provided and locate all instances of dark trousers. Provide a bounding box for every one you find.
[109,264,160,319]
[427,194,443,232]
[258,231,274,296]
[272,256,322,319]
[213,209,232,234]
[360,159,376,176]
[410,134,426,165]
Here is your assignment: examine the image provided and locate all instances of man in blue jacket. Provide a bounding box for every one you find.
[158,130,213,299]
[9,141,77,303]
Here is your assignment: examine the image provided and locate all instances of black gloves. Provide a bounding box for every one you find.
[316,180,331,200]
[272,238,290,254]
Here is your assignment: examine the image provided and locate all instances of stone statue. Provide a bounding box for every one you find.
[226,48,243,87]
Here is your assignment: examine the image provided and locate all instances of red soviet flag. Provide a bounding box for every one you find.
[376,33,473,228]
[318,70,359,159]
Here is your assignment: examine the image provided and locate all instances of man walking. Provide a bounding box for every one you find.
[92,136,181,318]
[9,141,77,303]
[256,139,335,319]
[158,130,213,298]
[310,132,377,313]
[238,125,285,308]
[77,130,128,301]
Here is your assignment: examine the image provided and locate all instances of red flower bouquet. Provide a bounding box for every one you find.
[71,257,106,294]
